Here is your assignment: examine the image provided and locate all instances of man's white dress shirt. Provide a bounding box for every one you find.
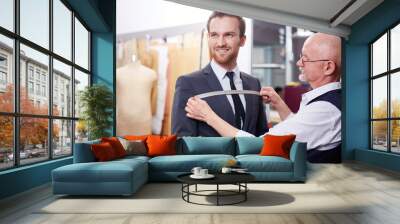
[210,59,246,113]
[237,82,341,151]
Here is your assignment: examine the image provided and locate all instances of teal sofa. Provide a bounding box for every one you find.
[52,137,307,196]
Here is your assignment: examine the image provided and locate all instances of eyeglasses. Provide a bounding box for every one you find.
[299,53,331,64]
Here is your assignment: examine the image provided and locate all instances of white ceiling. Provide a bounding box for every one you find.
[228,0,352,22]
[166,0,384,37]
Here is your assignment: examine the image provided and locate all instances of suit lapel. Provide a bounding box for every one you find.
[203,64,224,92]
[241,73,254,131]
[203,64,235,123]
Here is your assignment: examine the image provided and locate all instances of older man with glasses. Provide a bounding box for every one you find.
[185,32,342,163]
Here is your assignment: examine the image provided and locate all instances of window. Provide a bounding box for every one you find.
[54,88,58,105]
[0,34,13,112]
[36,83,40,95]
[75,18,89,70]
[28,81,34,94]
[0,116,13,170]
[42,85,46,97]
[53,0,72,60]
[0,0,14,32]
[370,23,400,154]
[0,71,6,85]
[53,59,71,116]
[20,0,49,49]
[35,70,40,81]
[0,0,91,170]
[0,54,7,67]
[74,69,89,118]
[0,54,8,88]
[20,117,49,165]
[28,67,34,80]
[53,119,72,158]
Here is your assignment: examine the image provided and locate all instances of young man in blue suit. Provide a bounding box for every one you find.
[172,12,268,137]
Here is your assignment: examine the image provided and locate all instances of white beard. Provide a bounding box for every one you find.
[299,74,308,82]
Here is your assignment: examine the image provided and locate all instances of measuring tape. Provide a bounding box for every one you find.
[195,90,261,99]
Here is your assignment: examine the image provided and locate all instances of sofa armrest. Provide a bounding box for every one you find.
[73,140,100,163]
[289,142,307,181]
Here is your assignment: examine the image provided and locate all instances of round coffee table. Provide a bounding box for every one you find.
[177,172,255,206]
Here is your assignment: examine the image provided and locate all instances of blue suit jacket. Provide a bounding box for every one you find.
[172,64,268,137]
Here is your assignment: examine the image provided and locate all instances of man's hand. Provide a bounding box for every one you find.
[185,97,216,123]
[185,96,240,137]
[260,87,293,120]
[260,87,283,107]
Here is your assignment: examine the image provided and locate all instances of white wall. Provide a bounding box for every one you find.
[237,18,252,74]
[117,0,210,35]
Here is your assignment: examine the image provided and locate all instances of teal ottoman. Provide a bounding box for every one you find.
[52,157,148,196]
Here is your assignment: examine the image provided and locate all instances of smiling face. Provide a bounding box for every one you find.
[296,38,325,85]
[208,16,246,70]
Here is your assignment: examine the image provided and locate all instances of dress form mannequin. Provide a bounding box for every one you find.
[116,54,157,136]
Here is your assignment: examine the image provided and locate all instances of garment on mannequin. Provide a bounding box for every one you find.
[131,54,137,63]
[116,54,158,136]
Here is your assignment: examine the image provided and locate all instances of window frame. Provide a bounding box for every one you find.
[370,20,400,154]
[0,0,92,171]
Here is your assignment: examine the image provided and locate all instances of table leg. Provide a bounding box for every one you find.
[181,184,183,199]
[217,184,219,206]
[245,183,247,201]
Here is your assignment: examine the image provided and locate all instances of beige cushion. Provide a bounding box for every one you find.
[118,137,147,156]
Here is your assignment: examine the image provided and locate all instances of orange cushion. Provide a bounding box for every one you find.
[101,137,127,158]
[124,135,148,141]
[260,134,296,159]
[146,135,177,157]
[91,142,117,161]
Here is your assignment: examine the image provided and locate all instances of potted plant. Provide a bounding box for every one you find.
[79,84,113,140]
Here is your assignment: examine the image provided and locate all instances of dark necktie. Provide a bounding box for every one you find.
[226,72,246,129]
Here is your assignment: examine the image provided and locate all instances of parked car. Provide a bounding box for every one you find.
[8,150,32,160]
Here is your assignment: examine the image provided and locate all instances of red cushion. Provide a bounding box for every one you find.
[91,142,117,161]
[101,137,127,158]
[124,135,148,141]
[146,135,177,157]
[260,134,296,159]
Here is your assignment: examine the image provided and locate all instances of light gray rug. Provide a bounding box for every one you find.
[38,183,361,214]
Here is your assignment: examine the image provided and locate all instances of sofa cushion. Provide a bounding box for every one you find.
[91,142,118,161]
[147,135,177,157]
[53,158,148,183]
[236,155,293,172]
[124,135,148,141]
[236,137,263,155]
[115,155,150,163]
[178,137,235,155]
[74,139,101,163]
[101,137,127,158]
[118,137,147,156]
[260,134,296,159]
[148,154,235,172]
[53,163,138,183]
